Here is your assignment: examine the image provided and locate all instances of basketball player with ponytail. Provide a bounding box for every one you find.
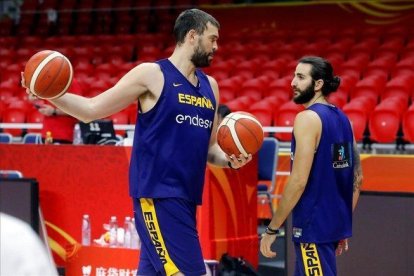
[260,56,363,276]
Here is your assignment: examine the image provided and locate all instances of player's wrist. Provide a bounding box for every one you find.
[265,226,280,235]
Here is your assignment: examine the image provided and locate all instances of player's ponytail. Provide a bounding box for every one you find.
[326,75,341,94]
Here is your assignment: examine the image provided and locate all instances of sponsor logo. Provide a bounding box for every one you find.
[300,243,323,276]
[178,93,214,110]
[333,161,349,169]
[143,211,167,264]
[82,265,137,276]
[176,114,212,129]
[293,227,302,238]
[332,142,351,169]
[173,83,182,87]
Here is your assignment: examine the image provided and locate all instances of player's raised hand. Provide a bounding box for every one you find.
[21,72,37,98]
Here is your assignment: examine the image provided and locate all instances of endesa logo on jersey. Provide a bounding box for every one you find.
[176,114,212,129]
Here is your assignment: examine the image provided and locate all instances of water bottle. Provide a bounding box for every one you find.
[131,218,141,249]
[123,216,132,248]
[109,216,118,247]
[45,131,53,144]
[81,214,91,246]
[73,124,83,145]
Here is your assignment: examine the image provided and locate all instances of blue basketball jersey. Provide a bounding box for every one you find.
[291,103,354,243]
[129,59,216,204]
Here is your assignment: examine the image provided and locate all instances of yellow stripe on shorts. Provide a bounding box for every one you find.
[140,198,179,276]
[300,243,323,276]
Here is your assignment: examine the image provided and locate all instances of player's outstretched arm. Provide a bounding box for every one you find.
[23,63,162,123]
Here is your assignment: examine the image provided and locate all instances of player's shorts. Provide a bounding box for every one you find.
[133,198,206,276]
[294,242,338,276]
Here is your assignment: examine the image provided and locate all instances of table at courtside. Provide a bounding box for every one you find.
[0,144,258,274]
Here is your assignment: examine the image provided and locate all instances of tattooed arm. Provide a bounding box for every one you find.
[337,138,363,256]
[352,138,363,211]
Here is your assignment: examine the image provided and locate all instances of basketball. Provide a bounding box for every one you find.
[217,111,264,157]
[24,50,73,99]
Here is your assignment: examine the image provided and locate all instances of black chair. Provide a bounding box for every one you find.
[257,137,279,215]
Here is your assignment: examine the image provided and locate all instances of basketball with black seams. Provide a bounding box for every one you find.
[217,111,264,157]
[24,50,73,99]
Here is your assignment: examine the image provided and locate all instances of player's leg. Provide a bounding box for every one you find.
[170,272,207,276]
[294,242,337,276]
[133,197,206,276]
[136,247,158,275]
[133,199,162,275]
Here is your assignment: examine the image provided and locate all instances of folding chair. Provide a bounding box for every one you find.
[257,137,279,216]
[0,133,13,144]
[22,133,42,144]
[0,170,23,178]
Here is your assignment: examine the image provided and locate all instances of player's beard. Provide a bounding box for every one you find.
[293,81,316,104]
[191,40,213,68]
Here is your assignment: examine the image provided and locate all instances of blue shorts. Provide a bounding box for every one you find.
[294,242,337,276]
[133,198,206,276]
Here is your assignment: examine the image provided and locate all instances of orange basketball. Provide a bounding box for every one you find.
[24,50,73,99]
[217,111,264,157]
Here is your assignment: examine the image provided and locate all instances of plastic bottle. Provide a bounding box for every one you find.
[45,131,53,144]
[73,124,82,145]
[123,216,132,248]
[130,218,141,249]
[81,214,91,246]
[109,216,118,247]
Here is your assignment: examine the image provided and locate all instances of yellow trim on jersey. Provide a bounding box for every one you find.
[140,198,180,276]
[300,243,323,276]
